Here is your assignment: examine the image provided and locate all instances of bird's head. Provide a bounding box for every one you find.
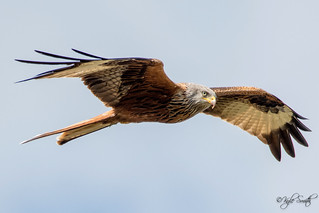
[184,83,217,110]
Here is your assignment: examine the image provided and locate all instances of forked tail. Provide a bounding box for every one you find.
[22,110,118,145]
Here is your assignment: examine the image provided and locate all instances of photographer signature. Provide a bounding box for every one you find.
[276,193,318,209]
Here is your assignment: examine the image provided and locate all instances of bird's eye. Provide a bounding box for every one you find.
[202,91,208,97]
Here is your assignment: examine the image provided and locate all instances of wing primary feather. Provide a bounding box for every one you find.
[292,109,308,120]
[15,77,41,83]
[71,49,108,60]
[15,59,76,65]
[267,131,281,161]
[292,117,311,132]
[288,124,309,147]
[279,128,295,157]
[15,65,74,83]
[34,50,91,61]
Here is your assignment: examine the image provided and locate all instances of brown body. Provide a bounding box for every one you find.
[17,49,311,161]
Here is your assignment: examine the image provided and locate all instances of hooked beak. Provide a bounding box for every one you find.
[203,96,216,109]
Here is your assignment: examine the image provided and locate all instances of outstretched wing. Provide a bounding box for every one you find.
[16,49,178,109]
[203,86,311,161]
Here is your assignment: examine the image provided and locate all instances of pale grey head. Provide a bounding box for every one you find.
[183,82,217,112]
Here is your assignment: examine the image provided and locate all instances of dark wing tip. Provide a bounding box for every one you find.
[15,77,35,83]
[266,113,310,161]
[71,48,108,60]
[288,123,309,147]
[16,58,76,65]
[15,65,74,83]
[267,131,282,161]
[34,49,91,61]
[292,109,308,120]
[293,117,311,132]
[279,129,295,158]
[269,145,281,161]
[15,49,107,84]
[17,49,104,66]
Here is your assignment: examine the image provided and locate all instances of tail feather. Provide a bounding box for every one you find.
[21,110,118,145]
[56,120,115,145]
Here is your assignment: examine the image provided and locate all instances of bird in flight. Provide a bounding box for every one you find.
[16,49,311,161]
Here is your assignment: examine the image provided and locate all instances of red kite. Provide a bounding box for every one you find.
[17,49,311,161]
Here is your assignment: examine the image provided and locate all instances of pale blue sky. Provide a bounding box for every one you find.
[1,0,318,212]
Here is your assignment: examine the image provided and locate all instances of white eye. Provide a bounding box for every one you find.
[202,91,208,97]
